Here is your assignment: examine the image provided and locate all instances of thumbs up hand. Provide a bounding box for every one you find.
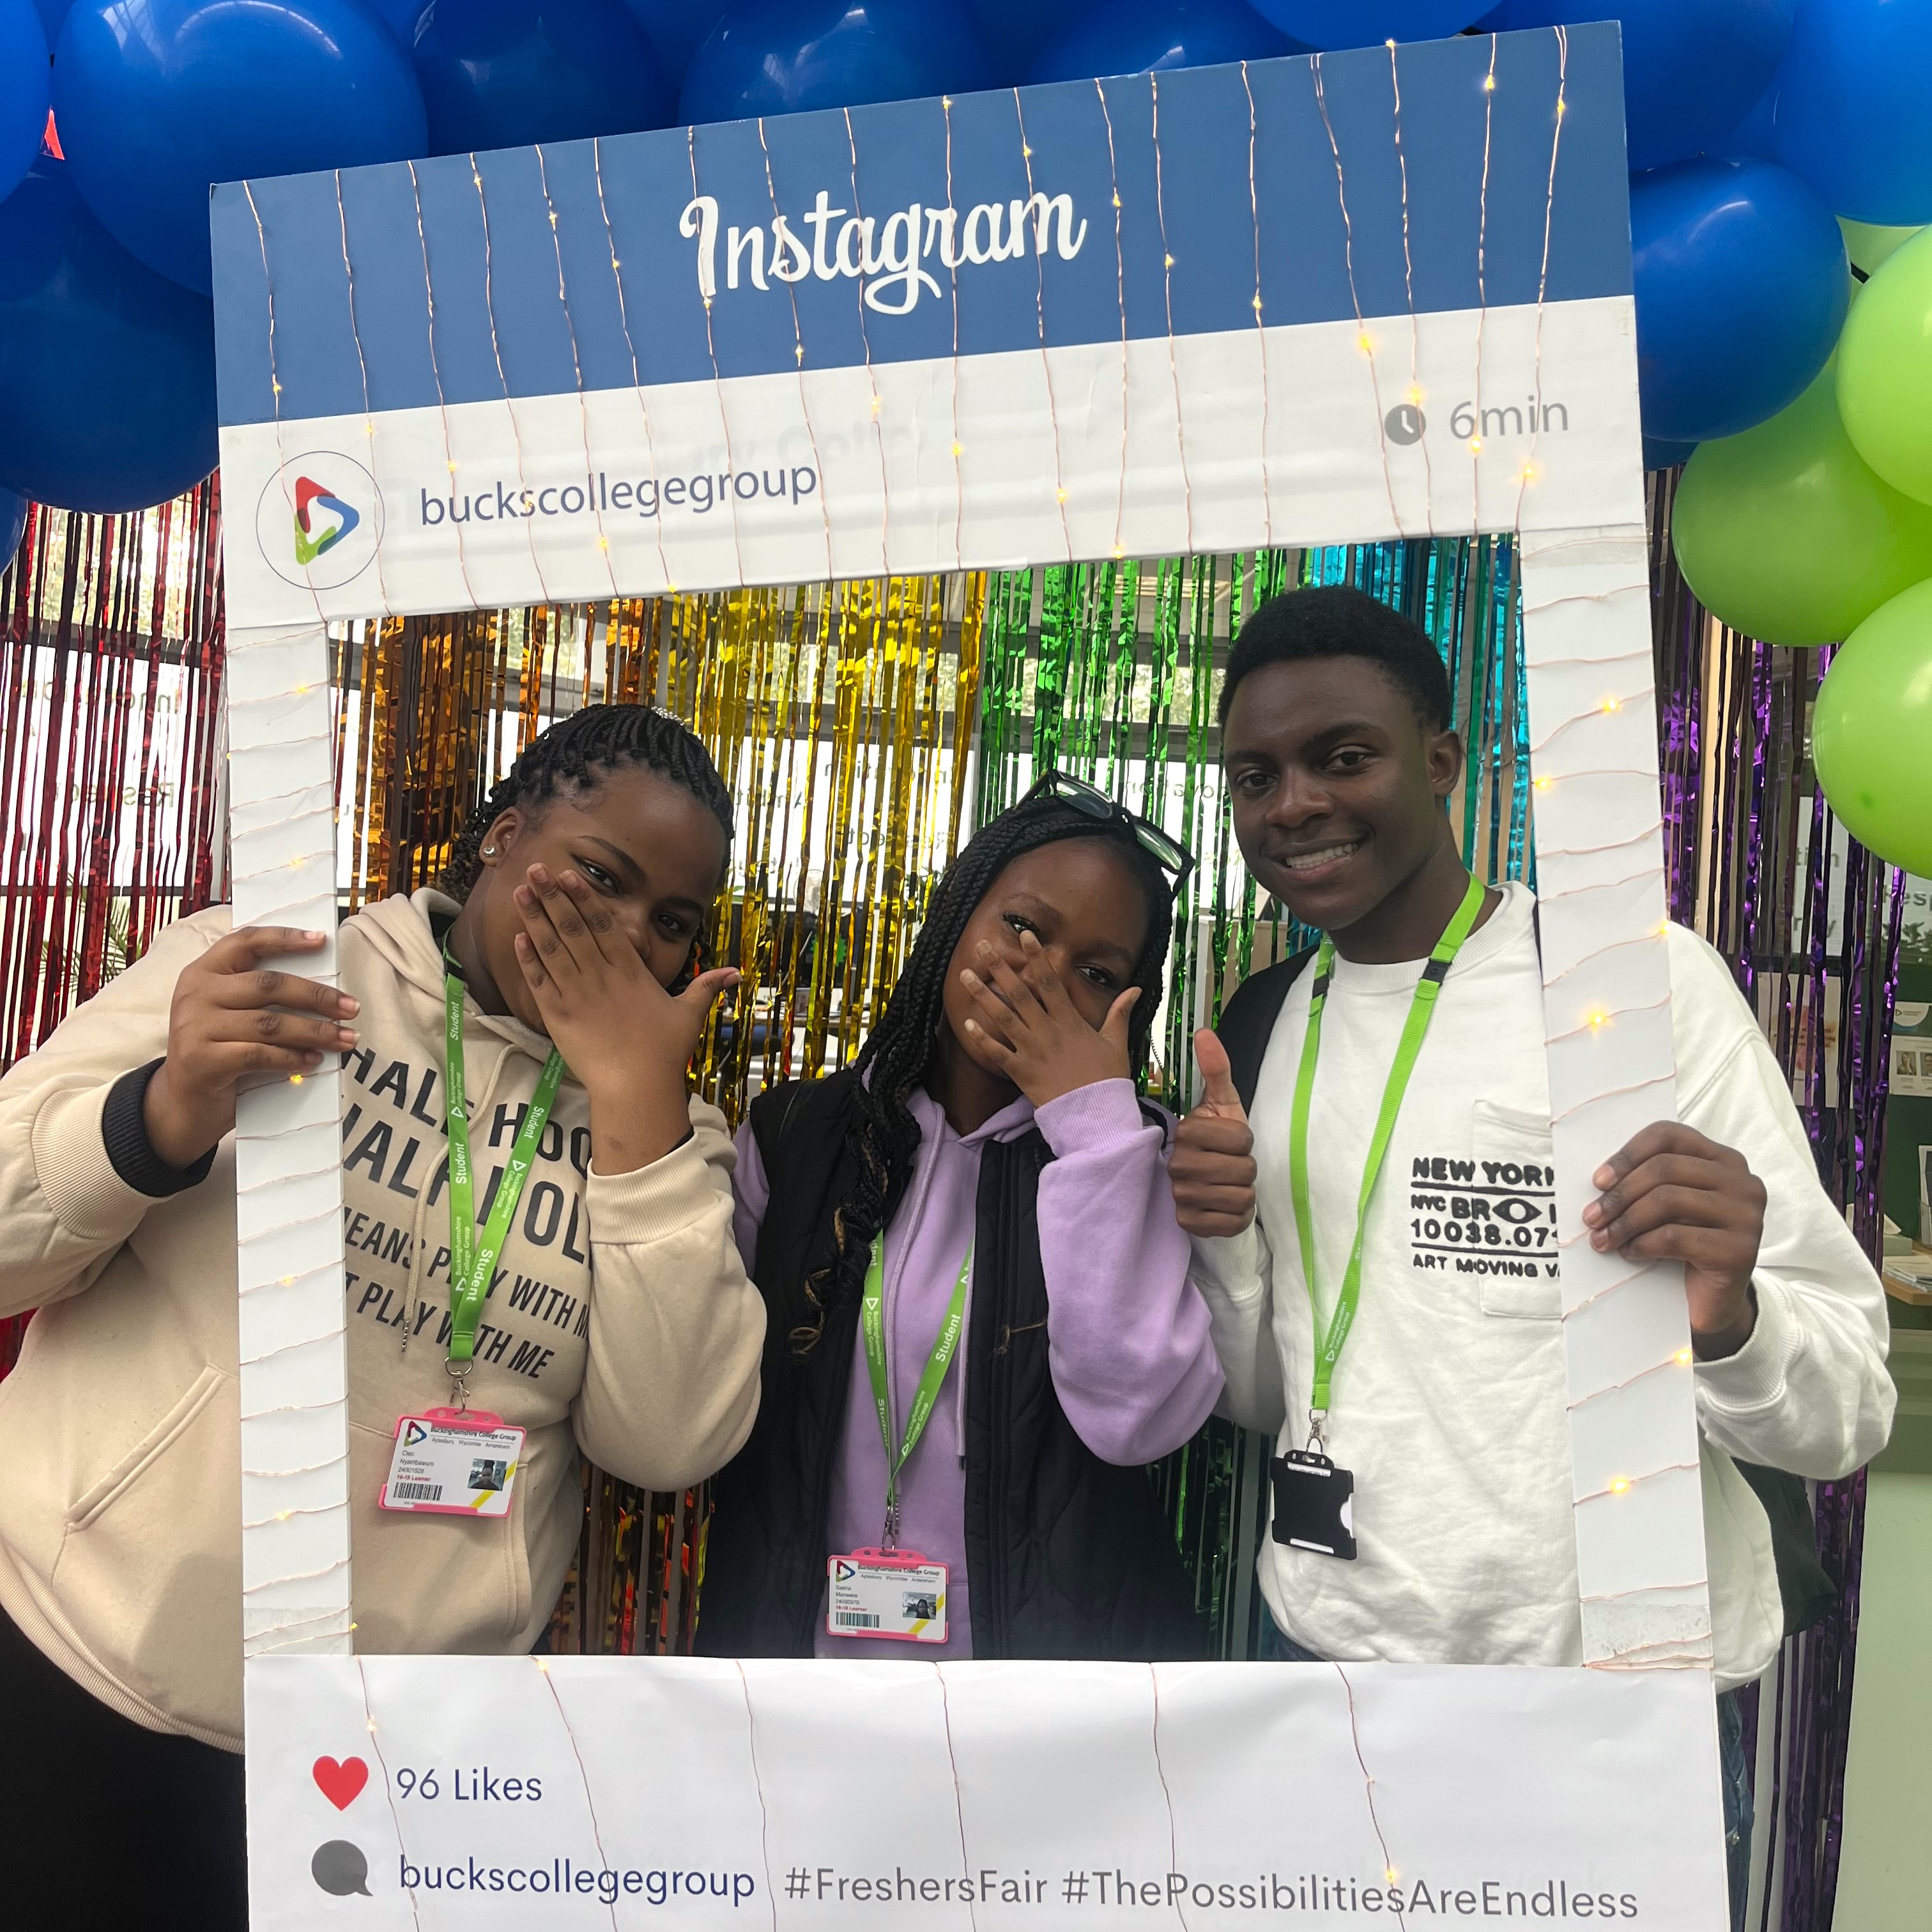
[1169,1029,1259,1239]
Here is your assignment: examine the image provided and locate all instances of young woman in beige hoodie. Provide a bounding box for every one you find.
[0,705,765,1931]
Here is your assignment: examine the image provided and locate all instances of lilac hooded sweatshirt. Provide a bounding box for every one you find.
[731,1074,1224,1660]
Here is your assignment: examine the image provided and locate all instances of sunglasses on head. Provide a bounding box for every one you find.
[1017,770,1196,893]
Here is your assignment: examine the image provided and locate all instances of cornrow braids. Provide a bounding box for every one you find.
[440,703,735,902]
[791,795,1176,1355]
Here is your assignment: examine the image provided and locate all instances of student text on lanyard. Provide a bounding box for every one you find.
[441,951,565,1411]
[1287,871,1488,1452]
[861,1231,972,1549]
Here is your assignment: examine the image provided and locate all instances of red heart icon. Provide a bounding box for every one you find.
[312,1756,369,1811]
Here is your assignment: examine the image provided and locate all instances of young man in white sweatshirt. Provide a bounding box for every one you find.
[1172,586,1892,1931]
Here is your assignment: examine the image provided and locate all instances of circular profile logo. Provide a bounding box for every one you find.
[256,452,384,592]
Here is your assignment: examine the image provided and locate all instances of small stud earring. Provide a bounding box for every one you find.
[481,843,498,857]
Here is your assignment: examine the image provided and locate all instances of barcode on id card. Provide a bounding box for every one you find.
[833,1611,881,1628]
[389,1481,443,1502]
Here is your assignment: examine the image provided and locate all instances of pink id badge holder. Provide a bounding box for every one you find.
[826,1545,949,1643]
[379,1407,525,1518]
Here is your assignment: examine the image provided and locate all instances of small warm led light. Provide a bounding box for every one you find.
[272,379,283,395]
[1386,1870,1399,1886]
[1602,696,1621,712]
[1407,385,1423,405]
[276,1509,291,1522]
[794,346,804,363]
[1533,775,1553,792]
[1056,489,1069,503]
[293,684,310,696]
[1483,74,1496,91]
[1252,295,1263,311]
[1112,193,1122,209]
[951,441,963,457]
[611,256,620,269]
[535,1658,551,1673]
[290,1073,304,1085]
[1468,435,1483,453]
[447,460,458,473]
[1609,1476,1630,1495]
[870,395,881,413]
[1111,544,1126,558]
[597,535,610,551]
[1357,332,1374,355]
[1556,98,1567,114]
[1675,1347,1693,1365]
[1164,253,1174,267]
[1588,1010,1607,1031]
[280,1274,296,1287]
[1022,144,1032,158]
[1521,464,1537,482]
[367,1718,377,1733]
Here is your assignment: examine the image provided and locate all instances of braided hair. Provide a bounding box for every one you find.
[441,704,734,902]
[793,793,1176,1354]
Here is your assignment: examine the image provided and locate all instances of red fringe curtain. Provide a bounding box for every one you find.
[0,483,227,1374]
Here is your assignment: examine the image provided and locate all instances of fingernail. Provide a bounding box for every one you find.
[302,930,325,944]
[1593,1166,1614,1188]
[337,1027,359,1046]
[562,870,581,888]
[1581,1202,1601,1225]
[530,864,551,884]
[960,969,980,988]
[963,1018,978,1034]
[337,994,360,1016]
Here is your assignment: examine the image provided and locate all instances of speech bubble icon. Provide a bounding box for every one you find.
[312,1839,371,1897]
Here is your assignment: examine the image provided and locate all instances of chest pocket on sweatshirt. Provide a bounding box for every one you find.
[1466,1102,1562,1321]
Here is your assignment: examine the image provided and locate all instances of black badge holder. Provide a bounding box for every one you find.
[1269,1447,1357,1561]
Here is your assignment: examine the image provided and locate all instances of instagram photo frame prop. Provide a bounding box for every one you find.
[212,26,1729,1929]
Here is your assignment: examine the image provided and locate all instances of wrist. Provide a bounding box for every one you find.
[583,1069,692,1174]
[142,1061,222,1171]
[1691,1281,1759,1361]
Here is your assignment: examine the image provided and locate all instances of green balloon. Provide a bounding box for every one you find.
[1838,223,1932,507]
[1672,366,1932,646]
[1812,576,1932,877]
[1840,217,1923,282]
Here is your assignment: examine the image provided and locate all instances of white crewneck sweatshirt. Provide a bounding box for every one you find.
[1190,883,1893,1690]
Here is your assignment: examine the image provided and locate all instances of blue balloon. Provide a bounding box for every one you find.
[0,488,28,574]
[1715,78,1779,161]
[367,0,429,45]
[0,0,49,209]
[1774,0,1932,224]
[963,0,1092,80]
[29,0,66,41]
[1248,2,1483,47]
[1487,3,1795,172]
[681,0,993,125]
[1643,435,1697,470]
[54,0,425,298]
[1632,157,1848,443]
[1029,0,1296,86]
[415,0,671,154]
[616,0,726,78]
[0,161,216,514]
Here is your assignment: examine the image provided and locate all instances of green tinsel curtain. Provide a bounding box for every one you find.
[971,539,1530,1655]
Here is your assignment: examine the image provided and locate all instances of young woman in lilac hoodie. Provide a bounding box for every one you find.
[700,776,1225,1660]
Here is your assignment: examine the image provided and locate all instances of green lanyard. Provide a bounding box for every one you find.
[1287,873,1487,1445]
[861,1231,972,1549]
[441,957,565,1403]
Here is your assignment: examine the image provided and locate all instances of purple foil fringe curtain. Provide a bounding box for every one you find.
[1651,470,1901,1932]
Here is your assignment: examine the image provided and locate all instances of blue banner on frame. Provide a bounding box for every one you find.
[212,26,1644,624]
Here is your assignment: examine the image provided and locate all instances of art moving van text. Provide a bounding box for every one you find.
[418,466,820,527]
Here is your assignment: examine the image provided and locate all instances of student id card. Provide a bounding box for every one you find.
[826,1548,949,1643]
[379,1408,524,1518]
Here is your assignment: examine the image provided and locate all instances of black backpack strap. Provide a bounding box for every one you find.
[1213,946,1318,1114]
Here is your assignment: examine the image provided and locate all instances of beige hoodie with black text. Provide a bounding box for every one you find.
[0,889,763,1748]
